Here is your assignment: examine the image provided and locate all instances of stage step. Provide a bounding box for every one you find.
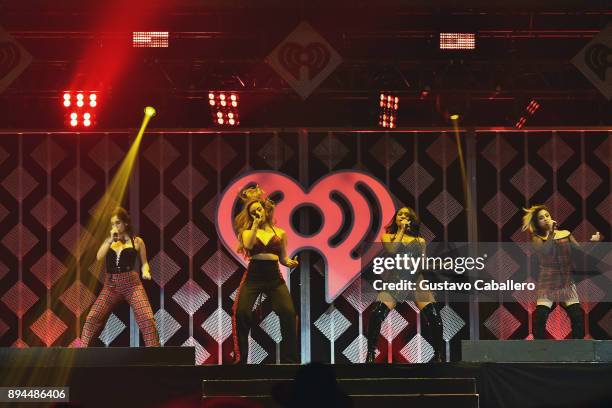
[203,376,478,407]
[207,394,479,408]
[203,377,476,396]
[204,394,478,408]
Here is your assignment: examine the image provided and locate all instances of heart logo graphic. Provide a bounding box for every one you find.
[216,171,396,303]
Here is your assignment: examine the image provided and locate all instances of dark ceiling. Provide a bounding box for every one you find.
[0,0,610,128]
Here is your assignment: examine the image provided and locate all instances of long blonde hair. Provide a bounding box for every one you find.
[521,204,548,235]
[233,185,276,256]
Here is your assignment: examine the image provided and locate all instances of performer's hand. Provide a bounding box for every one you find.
[402,220,411,231]
[285,256,299,269]
[110,227,119,242]
[590,231,602,242]
[141,264,152,280]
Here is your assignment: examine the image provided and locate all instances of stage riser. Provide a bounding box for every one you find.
[462,340,612,362]
[226,395,479,408]
[203,378,476,396]
[0,347,195,367]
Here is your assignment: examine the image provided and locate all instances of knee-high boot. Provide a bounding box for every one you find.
[533,304,552,339]
[421,302,445,362]
[564,303,585,339]
[366,302,390,363]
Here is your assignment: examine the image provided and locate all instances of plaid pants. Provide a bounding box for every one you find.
[81,271,160,346]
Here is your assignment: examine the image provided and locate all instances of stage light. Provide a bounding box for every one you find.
[133,31,169,48]
[514,99,541,128]
[527,99,540,115]
[439,33,476,50]
[450,114,460,120]
[379,92,399,129]
[144,106,156,117]
[209,91,240,126]
[63,91,98,128]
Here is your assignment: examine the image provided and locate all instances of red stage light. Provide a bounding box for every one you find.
[440,33,476,50]
[63,91,97,128]
[379,92,399,129]
[209,91,240,126]
[133,32,169,48]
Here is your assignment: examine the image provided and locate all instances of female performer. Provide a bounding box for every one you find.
[366,207,446,362]
[232,186,299,364]
[80,207,160,347]
[522,205,601,339]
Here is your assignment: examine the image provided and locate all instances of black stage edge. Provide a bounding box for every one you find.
[1,348,612,408]
[462,340,612,362]
[0,346,195,367]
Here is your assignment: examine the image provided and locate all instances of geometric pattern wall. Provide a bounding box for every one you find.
[0,130,609,363]
[476,131,611,341]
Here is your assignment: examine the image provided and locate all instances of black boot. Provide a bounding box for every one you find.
[421,303,445,362]
[366,302,390,363]
[533,304,551,339]
[564,303,585,339]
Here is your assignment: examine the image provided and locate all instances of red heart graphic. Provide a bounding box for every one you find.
[216,171,396,303]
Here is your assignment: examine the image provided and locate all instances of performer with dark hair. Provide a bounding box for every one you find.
[366,206,446,363]
[232,186,299,364]
[80,207,160,347]
[522,204,602,339]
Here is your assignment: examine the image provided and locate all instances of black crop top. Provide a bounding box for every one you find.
[248,233,282,257]
[106,236,138,274]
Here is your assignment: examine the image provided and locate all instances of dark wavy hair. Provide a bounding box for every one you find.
[111,207,134,237]
[384,206,420,237]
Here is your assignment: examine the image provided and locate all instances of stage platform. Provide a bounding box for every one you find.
[1,347,612,408]
[462,340,612,362]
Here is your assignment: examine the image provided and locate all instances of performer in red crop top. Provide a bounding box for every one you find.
[79,207,160,347]
[232,186,299,364]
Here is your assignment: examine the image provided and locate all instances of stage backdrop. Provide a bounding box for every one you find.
[0,129,609,364]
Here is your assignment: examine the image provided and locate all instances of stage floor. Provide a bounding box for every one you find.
[2,355,612,408]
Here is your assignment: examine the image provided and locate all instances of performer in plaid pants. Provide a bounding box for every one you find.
[522,204,602,340]
[80,207,160,347]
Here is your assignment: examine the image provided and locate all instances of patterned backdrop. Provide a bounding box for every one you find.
[0,130,609,363]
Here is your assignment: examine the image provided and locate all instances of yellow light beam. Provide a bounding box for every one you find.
[8,107,157,391]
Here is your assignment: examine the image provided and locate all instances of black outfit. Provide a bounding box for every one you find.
[106,236,138,273]
[365,238,446,363]
[233,258,298,363]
